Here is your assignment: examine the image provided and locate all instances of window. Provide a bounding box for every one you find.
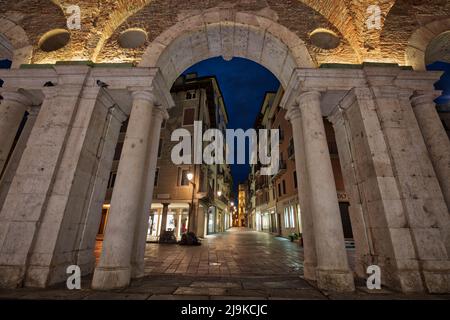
[120,120,129,133]
[183,108,195,126]
[107,172,117,189]
[289,205,295,228]
[284,205,295,228]
[293,171,298,189]
[154,168,159,186]
[179,168,190,186]
[278,183,282,197]
[282,180,286,195]
[157,139,163,158]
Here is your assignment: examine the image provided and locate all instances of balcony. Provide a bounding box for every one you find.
[328,141,339,156]
[279,129,285,141]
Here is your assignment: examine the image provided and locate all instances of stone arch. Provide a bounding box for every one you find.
[405,18,450,70]
[138,10,316,88]
[0,17,32,68]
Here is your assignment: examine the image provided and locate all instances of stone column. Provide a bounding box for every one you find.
[328,105,372,278]
[299,91,354,292]
[285,103,317,281]
[131,105,168,278]
[0,91,31,174]
[92,90,156,290]
[410,91,450,211]
[159,203,169,237]
[0,105,39,210]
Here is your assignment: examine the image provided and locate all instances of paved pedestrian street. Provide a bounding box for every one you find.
[1,228,450,300]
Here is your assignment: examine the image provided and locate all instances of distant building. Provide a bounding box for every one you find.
[237,183,248,227]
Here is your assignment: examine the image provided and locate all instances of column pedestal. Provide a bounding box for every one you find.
[411,91,450,211]
[286,104,317,281]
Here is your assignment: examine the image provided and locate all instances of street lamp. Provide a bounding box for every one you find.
[217,190,222,197]
[187,172,194,182]
[230,201,234,206]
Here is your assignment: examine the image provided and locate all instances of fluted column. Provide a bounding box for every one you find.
[92,90,156,290]
[0,91,31,174]
[411,91,450,211]
[285,103,317,281]
[131,105,168,278]
[0,105,40,210]
[299,91,354,292]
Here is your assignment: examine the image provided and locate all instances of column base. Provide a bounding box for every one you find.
[316,268,355,292]
[91,266,131,290]
[0,265,24,288]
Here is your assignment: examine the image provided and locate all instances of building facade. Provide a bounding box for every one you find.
[249,87,354,241]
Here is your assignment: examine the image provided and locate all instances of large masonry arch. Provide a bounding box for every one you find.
[0,17,32,68]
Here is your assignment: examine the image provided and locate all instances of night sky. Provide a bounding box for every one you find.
[183,57,280,197]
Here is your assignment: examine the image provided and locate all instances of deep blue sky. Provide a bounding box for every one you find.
[183,57,280,198]
[2,57,449,199]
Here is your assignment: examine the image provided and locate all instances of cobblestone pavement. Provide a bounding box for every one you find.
[1,228,450,300]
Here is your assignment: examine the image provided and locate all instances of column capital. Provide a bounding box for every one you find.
[410,90,441,108]
[0,90,32,106]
